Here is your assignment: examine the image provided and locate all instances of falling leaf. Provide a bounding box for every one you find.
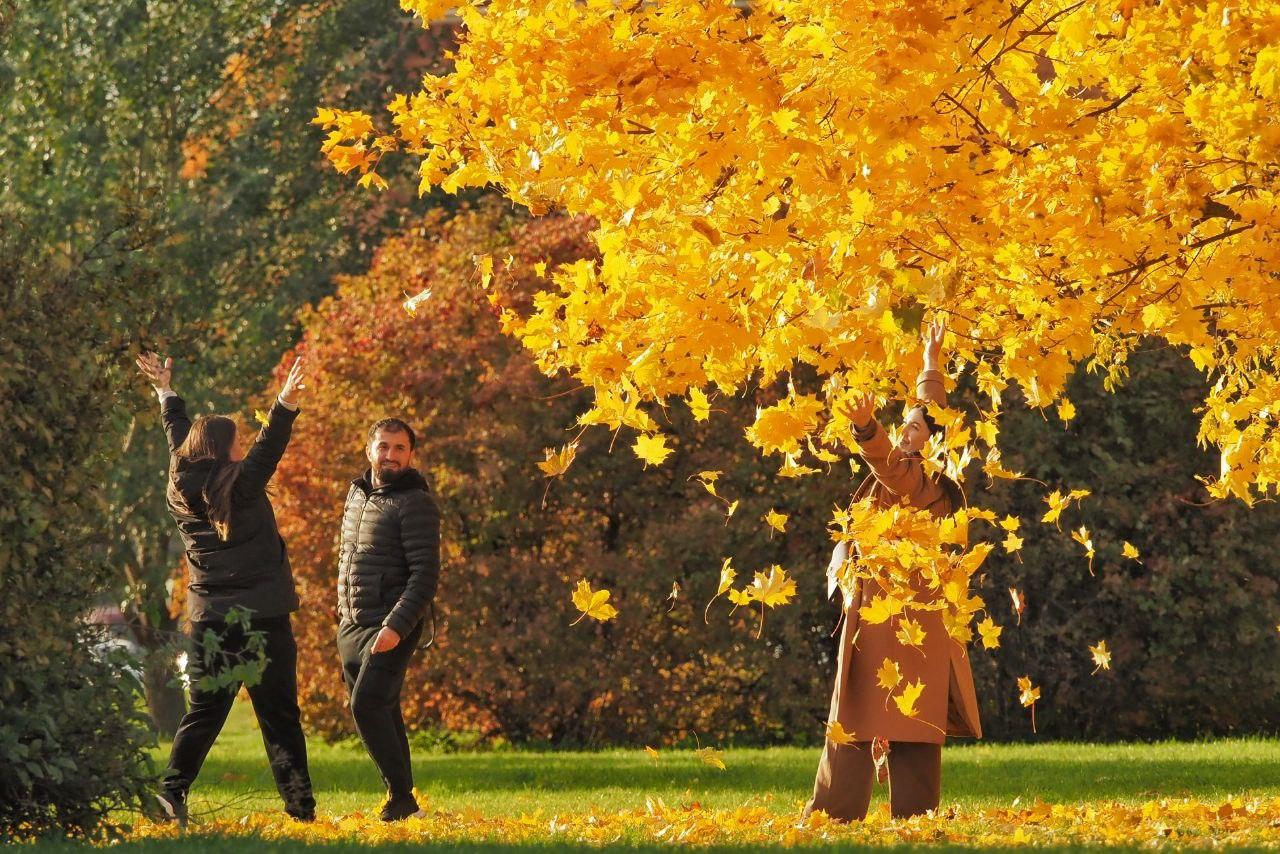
[894,679,926,718]
[692,469,723,500]
[537,441,578,477]
[747,565,797,608]
[688,387,711,422]
[1122,541,1141,562]
[1072,526,1096,574]
[476,253,494,288]
[357,171,389,191]
[978,617,1003,650]
[876,657,903,692]
[403,288,433,316]
[633,433,673,467]
[570,579,618,625]
[695,746,726,771]
[703,557,737,623]
[1017,675,1041,732]
[1057,399,1077,423]
[763,509,789,534]
[824,721,857,745]
[1017,675,1041,707]
[254,409,270,427]
[666,581,680,612]
[715,558,735,596]
[644,746,660,762]
[1003,531,1025,554]
[1090,639,1112,674]
[999,515,1021,532]
[1010,587,1026,625]
[725,499,740,522]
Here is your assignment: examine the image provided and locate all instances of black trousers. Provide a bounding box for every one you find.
[163,615,315,817]
[338,619,424,801]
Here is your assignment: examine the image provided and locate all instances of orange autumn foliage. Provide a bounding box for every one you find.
[270,200,853,743]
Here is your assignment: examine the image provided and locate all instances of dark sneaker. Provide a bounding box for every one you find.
[152,788,189,829]
[379,795,423,822]
[288,809,316,822]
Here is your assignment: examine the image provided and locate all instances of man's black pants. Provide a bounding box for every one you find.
[337,619,424,801]
[163,615,315,817]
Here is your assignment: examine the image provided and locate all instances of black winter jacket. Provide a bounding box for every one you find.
[163,395,300,622]
[337,468,440,636]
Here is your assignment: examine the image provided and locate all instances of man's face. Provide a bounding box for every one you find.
[367,428,413,481]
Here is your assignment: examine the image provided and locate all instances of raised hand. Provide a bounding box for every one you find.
[923,319,947,371]
[135,352,173,392]
[836,392,877,429]
[279,357,307,406]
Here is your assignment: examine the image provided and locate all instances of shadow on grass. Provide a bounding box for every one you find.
[194,743,1279,804]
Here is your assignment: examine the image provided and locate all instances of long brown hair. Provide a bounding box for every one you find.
[166,415,242,540]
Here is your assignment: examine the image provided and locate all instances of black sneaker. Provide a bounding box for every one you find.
[288,809,316,823]
[379,795,423,822]
[152,788,189,829]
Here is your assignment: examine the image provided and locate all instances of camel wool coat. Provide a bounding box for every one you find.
[824,368,982,744]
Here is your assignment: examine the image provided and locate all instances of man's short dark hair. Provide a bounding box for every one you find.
[368,418,417,451]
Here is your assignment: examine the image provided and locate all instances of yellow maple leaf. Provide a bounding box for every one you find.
[1057,399,1077,423]
[1003,531,1024,554]
[894,679,926,718]
[715,557,735,597]
[644,746,660,762]
[695,746,726,771]
[763,509,789,534]
[747,565,796,608]
[824,721,856,745]
[688,387,711,422]
[1017,675,1040,707]
[876,657,903,692]
[978,617,1003,650]
[254,410,270,428]
[570,580,618,625]
[895,618,927,649]
[999,515,1021,532]
[633,433,673,467]
[357,171,388,192]
[1122,541,1141,561]
[536,441,577,477]
[859,594,904,625]
[1090,639,1112,674]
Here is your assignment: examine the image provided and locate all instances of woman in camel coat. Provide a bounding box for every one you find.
[804,321,981,821]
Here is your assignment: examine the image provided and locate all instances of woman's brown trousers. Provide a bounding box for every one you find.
[803,740,942,821]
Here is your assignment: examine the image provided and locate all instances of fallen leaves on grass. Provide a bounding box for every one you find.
[123,795,1280,847]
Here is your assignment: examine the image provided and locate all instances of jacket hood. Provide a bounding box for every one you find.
[170,456,221,508]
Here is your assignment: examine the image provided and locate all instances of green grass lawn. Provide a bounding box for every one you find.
[32,700,1280,851]
[161,701,1280,819]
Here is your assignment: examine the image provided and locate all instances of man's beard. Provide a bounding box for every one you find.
[375,463,407,482]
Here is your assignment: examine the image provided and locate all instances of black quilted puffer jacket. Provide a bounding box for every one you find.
[336,468,441,636]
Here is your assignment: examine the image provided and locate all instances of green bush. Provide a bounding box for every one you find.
[0,215,156,840]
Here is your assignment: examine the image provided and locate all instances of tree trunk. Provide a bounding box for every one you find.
[142,646,186,738]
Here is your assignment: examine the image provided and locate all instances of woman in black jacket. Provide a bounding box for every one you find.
[136,352,315,826]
